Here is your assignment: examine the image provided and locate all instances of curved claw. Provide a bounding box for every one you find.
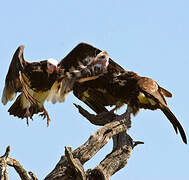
[39,107,50,126]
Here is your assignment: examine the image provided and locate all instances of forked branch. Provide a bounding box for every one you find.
[45,104,143,180]
[0,146,38,180]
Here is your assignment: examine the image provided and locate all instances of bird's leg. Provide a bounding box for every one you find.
[39,106,50,126]
[24,106,32,126]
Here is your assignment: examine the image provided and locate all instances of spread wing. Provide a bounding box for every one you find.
[2,45,29,105]
[58,42,123,72]
[47,42,124,104]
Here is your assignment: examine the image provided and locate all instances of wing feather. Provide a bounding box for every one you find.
[2,45,29,105]
[137,77,168,106]
[160,87,172,98]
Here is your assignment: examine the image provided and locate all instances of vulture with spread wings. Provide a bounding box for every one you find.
[2,45,60,125]
[73,50,187,144]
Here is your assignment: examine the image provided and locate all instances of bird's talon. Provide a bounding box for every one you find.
[39,110,50,126]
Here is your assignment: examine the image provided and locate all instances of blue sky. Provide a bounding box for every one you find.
[1,0,189,179]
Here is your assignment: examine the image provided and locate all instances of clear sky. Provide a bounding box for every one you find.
[1,0,189,179]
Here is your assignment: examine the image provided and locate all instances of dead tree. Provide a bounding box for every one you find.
[1,104,143,180]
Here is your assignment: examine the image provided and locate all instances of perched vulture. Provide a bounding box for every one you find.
[73,50,187,144]
[2,45,60,125]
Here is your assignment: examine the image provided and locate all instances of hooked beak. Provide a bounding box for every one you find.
[54,66,58,71]
[93,58,97,63]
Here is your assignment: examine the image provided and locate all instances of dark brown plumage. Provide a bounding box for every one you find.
[2,45,59,125]
[73,51,187,144]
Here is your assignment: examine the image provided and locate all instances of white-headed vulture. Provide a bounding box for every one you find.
[2,45,60,125]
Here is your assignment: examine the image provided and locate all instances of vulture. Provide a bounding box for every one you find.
[73,50,187,144]
[2,45,60,126]
[2,43,118,125]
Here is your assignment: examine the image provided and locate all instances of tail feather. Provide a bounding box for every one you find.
[161,106,187,144]
[8,94,42,120]
[8,95,26,118]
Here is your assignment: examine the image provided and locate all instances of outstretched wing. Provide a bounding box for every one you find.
[2,45,29,105]
[59,42,124,73]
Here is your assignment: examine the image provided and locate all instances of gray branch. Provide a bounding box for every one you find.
[0,146,10,180]
[0,146,38,180]
[45,104,143,180]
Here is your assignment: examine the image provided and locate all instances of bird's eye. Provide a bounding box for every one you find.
[101,55,105,59]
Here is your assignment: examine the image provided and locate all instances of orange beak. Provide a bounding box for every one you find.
[93,58,97,63]
[54,66,58,71]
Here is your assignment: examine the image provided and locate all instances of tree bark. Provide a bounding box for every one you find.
[45,104,142,180]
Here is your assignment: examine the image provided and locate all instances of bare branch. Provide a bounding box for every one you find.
[0,147,38,180]
[65,147,86,180]
[74,103,117,126]
[45,104,134,180]
[2,146,10,159]
[7,157,32,180]
[87,133,133,180]
[28,172,38,180]
[132,141,144,149]
[0,146,10,180]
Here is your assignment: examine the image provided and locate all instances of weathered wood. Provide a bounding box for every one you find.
[45,104,138,180]
[0,146,38,180]
[0,146,10,180]
[87,133,133,180]
[7,157,31,180]
[64,147,86,180]
[28,172,38,180]
[73,104,117,126]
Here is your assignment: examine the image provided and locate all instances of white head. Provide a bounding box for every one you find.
[47,58,59,74]
[93,51,109,72]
